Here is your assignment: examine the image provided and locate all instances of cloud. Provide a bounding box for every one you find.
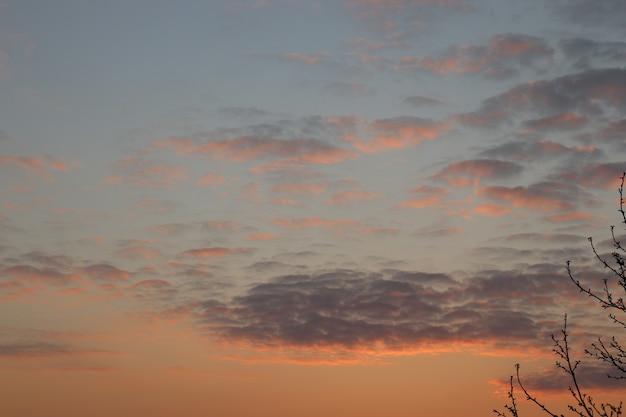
[218,106,268,119]
[503,233,583,244]
[127,279,177,301]
[480,138,602,162]
[246,233,282,241]
[395,185,449,209]
[431,159,523,187]
[0,264,79,301]
[179,247,251,259]
[473,204,512,217]
[0,342,113,358]
[347,116,451,153]
[551,0,626,32]
[477,68,626,119]
[157,134,358,173]
[150,223,192,236]
[191,266,584,361]
[204,220,242,231]
[418,227,464,237]
[396,33,554,79]
[553,162,626,189]
[601,119,626,142]
[282,52,323,65]
[559,38,626,69]
[1,264,77,287]
[197,173,227,187]
[103,157,187,188]
[544,212,594,223]
[114,245,162,260]
[324,81,374,97]
[522,113,587,131]
[477,181,593,213]
[272,217,398,235]
[270,182,328,195]
[0,154,75,182]
[80,264,132,283]
[405,95,446,107]
[513,361,626,393]
[325,189,382,205]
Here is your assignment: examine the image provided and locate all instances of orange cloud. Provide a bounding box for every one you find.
[180,247,250,258]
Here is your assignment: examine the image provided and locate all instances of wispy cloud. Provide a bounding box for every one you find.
[103,157,187,188]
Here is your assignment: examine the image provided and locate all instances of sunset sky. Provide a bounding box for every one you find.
[2,1,626,416]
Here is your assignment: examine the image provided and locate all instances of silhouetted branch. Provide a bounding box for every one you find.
[495,173,626,417]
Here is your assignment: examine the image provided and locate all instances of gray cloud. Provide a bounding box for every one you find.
[188,265,596,357]
[405,95,446,107]
[463,68,626,127]
[559,38,626,69]
[551,0,626,32]
[396,33,554,79]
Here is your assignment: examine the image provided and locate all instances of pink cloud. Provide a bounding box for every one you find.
[270,182,328,195]
[348,116,451,153]
[476,182,577,213]
[431,159,523,187]
[396,33,553,79]
[325,189,382,205]
[473,204,512,217]
[0,154,75,181]
[204,220,241,231]
[556,163,626,189]
[395,185,451,209]
[270,198,299,206]
[273,217,357,230]
[283,53,321,64]
[197,173,227,187]
[246,233,282,241]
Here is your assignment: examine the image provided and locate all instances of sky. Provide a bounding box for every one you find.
[1,0,626,416]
